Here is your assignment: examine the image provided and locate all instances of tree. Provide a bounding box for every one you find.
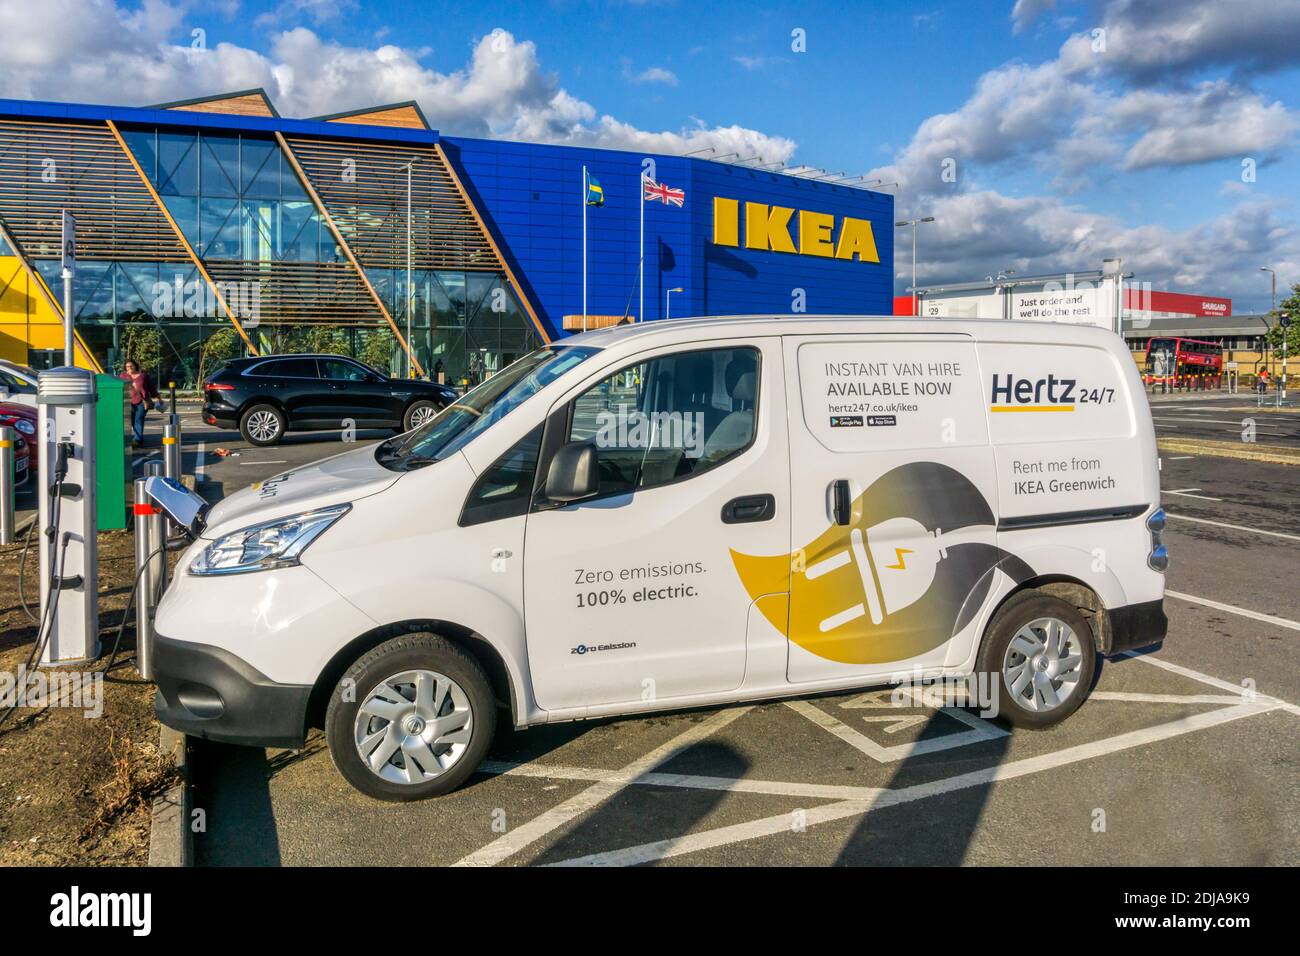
[1264,283,1300,378]
[198,327,243,386]
[119,323,161,376]
[360,329,398,374]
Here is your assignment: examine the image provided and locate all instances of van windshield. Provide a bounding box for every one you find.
[376,345,599,470]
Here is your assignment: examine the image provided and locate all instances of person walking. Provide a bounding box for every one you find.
[121,358,159,448]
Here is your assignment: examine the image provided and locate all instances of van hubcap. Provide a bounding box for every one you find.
[1002,617,1084,713]
[354,669,473,784]
[247,410,280,441]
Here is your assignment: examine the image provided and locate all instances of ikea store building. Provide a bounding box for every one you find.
[0,90,893,386]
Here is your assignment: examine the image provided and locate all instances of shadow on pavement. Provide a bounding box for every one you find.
[191,739,283,866]
[530,740,750,866]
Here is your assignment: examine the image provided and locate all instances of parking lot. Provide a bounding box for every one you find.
[158,394,1300,867]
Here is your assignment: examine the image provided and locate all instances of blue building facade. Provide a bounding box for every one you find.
[446,136,893,332]
[0,90,891,386]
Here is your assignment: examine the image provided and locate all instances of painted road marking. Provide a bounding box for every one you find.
[479,761,890,802]
[546,700,1283,866]
[1164,512,1300,543]
[454,706,750,867]
[1088,691,1246,705]
[785,696,1007,763]
[239,460,287,465]
[1165,589,1300,633]
[1163,488,1223,501]
[1123,651,1300,716]
[1168,456,1195,460]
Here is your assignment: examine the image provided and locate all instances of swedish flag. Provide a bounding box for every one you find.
[585,173,605,206]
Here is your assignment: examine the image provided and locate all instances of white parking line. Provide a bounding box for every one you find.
[1164,488,1223,501]
[1123,651,1300,715]
[1165,512,1300,542]
[454,706,751,867]
[546,700,1282,866]
[1167,456,1195,460]
[479,761,889,802]
[784,697,1007,763]
[1165,589,1300,633]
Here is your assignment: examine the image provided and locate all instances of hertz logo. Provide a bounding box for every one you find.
[712,197,880,263]
[989,373,1076,412]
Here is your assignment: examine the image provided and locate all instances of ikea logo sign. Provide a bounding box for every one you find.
[712,197,880,263]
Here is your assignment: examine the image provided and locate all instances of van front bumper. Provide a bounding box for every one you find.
[153,634,312,749]
[1105,599,1168,655]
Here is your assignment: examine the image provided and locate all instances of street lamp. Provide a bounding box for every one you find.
[895,217,936,315]
[402,157,426,379]
[665,287,684,320]
[1261,267,1278,381]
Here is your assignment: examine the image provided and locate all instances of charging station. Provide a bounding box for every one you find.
[36,366,99,665]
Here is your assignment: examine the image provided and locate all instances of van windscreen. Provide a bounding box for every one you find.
[377,345,600,469]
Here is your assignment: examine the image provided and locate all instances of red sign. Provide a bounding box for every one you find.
[1125,289,1231,317]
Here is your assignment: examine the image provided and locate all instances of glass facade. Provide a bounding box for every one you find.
[12,123,541,387]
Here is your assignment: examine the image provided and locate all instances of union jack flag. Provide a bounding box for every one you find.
[643,177,685,207]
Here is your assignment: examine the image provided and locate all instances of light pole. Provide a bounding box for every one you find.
[895,217,935,315]
[665,287,684,320]
[402,158,425,378]
[1261,267,1277,382]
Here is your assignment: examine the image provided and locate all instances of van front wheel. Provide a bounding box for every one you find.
[978,592,1097,729]
[325,633,496,801]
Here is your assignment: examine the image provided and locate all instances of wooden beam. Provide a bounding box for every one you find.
[106,120,259,356]
[275,131,425,377]
[434,142,551,344]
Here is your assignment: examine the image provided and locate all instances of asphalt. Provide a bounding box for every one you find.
[142,394,1299,867]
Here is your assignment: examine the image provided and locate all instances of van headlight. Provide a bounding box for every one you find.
[190,505,350,576]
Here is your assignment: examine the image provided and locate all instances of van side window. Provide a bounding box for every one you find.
[567,346,759,496]
[459,425,543,526]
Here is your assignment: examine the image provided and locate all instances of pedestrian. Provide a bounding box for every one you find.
[121,358,159,448]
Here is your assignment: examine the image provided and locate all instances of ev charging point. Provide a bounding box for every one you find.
[37,366,99,665]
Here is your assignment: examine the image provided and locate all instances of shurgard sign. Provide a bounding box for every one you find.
[712,197,880,263]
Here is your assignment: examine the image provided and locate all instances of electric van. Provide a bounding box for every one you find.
[152,316,1168,801]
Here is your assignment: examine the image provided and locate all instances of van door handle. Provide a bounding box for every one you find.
[831,479,851,526]
[721,494,776,524]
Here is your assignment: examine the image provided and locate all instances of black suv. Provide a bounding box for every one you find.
[203,354,458,446]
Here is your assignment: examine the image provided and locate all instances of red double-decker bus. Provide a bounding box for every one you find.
[1145,337,1223,379]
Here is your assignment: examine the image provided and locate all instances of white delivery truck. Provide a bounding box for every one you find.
[153,317,1168,800]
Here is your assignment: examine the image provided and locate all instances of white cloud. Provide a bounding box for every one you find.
[627,65,678,86]
[0,2,794,162]
[1058,0,1300,83]
[911,190,1300,306]
[1010,0,1056,35]
[1117,81,1299,171]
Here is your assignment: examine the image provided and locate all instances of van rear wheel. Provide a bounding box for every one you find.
[978,592,1096,729]
[324,633,495,801]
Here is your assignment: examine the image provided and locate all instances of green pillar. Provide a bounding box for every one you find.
[94,373,128,530]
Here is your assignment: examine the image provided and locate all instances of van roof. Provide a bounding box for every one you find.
[563,314,1122,348]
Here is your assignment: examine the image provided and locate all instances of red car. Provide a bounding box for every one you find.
[0,400,36,488]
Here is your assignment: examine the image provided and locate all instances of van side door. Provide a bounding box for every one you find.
[522,338,789,713]
[779,334,1002,683]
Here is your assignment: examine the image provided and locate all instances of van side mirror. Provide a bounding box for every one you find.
[545,442,599,502]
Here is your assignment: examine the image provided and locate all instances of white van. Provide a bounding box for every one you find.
[153,317,1168,800]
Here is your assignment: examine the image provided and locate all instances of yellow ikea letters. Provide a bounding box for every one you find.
[712,197,880,263]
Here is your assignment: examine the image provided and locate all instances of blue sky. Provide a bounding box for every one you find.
[2,0,1298,310]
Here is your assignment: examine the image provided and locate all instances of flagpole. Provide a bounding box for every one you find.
[639,173,645,324]
[582,165,588,332]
